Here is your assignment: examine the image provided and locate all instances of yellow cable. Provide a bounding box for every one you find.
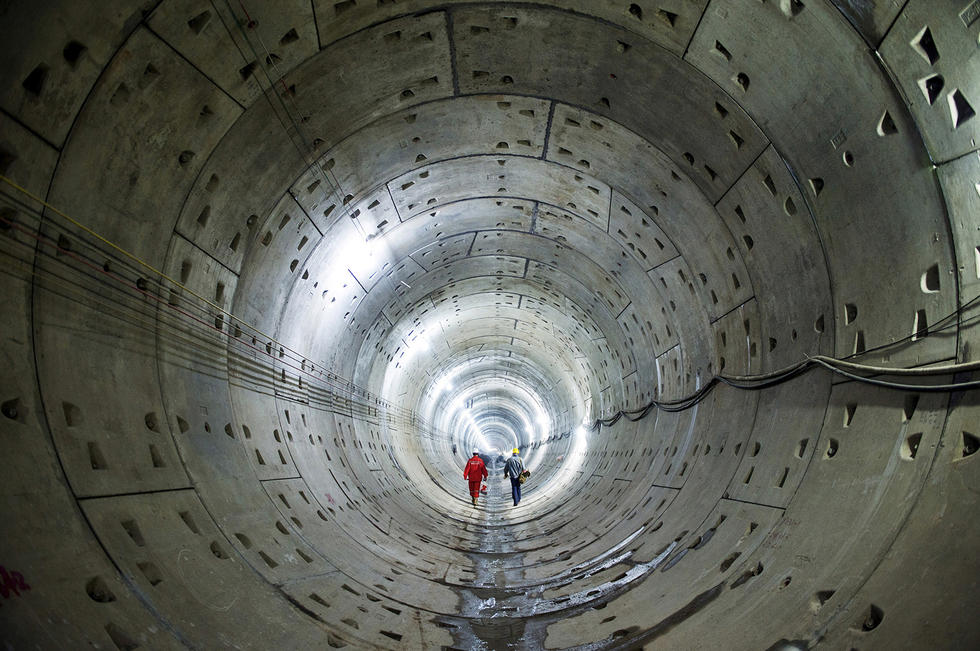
[0,186,413,422]
[0,173,387,404]
[0,173,275,336]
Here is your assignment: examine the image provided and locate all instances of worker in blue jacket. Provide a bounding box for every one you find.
[503,448,526,506]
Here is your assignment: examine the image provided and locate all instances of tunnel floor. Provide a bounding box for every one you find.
[441,471,595,651]
[438,464,682,650]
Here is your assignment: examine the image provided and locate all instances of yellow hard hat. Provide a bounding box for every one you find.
[512,448,519,454]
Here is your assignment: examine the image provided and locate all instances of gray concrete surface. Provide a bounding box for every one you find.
[0,1,977,649]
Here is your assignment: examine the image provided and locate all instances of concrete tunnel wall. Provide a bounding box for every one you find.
[0,1,978,649]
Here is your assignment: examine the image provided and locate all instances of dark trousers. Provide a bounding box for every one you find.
[509,477,522,505]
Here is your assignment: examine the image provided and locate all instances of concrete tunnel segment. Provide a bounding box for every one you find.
[0,1,978,649]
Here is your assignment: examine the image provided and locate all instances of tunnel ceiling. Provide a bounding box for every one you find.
[1,1,978,650]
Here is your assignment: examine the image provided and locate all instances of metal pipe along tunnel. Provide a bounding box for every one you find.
[0,1,978,649]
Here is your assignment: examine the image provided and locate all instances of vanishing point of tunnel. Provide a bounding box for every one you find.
[1,1,978,649]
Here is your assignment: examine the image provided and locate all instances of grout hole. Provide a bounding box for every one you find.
[89,442,107,470]
[719,552,741,572]
[280,28,300,46]
[825,438,839,458]
[179,511,200,534]
[138,63,160,90]
[912,309,928,340]
[796,438,809,458]
[918,74,944,105]
[853,330,866,354]
[258,550,278,568]
[947,89,976,128]
[780,0,805,18]
[109,82,130,106]
[784,196,797,216]
[901,432,923,460]
[762,175,777,196]
[920,263,940,293]
[810,590,835,612]
[63,41,87,66]
[776,467,789,488]
[910,26,939,65]
[960,431,979,458]
[310,592,329,608]
[120,520,145,546]
[877,110,898,136]
[188,10,211,34]
[105,623,139,651]
[1,398,24,422]
[63,401,81,426]
[713,41,732,62]
[239,61,258,81]
[197,205,210,228]
[149,444,166,468]
[86,576,116,602]
[656,9,678,27]
[22,64,48,96]
[855,604,884,631]
[210,540,229,559]
[808,177,824,197]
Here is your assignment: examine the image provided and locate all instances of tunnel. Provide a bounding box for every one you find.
[1,1,978,649]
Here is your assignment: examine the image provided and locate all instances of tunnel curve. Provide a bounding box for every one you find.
[0,1,978,650]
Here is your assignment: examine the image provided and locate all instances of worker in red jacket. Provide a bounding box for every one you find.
[463,450,488,506]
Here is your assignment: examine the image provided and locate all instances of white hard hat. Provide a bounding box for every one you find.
[473,449,479,454]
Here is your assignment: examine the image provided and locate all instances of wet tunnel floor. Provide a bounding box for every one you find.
[437,473,668,650]
[444,476,541,650]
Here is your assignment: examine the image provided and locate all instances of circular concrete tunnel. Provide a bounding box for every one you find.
[0,1,978,649]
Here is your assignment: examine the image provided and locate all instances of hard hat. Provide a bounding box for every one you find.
[513,448,519,454]
[473,449,479,455]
